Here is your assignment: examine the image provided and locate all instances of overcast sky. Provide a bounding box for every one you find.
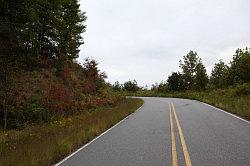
[79,0,250,87]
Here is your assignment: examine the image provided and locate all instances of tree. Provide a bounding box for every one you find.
[57,0,87,60]
[123,80,140,92]
[195,63,208,90]
[210,60,229,88]
[167,72,185,91]
[228,48,250,85]
[82,58,107,93]
[179,51,208,90]
[0,0,86,68]
[179,51,201,89]
[112,81,122,91]
[157,81,169,93]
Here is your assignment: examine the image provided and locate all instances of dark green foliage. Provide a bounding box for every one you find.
[151,82,169,93]
[230,83,250,96]
[3,100,50,129]
[229,48,250,85]
[210,60,229,88]
[56,0,87,59]
[112,81,123,91]
[210,48,250,88]
[167,72,185,91]
[123,80,140,92]
[20,100,50,124]
[195,63,208,90]
[179,51,200,89]
[179,51,208,90]
[0,0,86,72]
[157,82,169,93]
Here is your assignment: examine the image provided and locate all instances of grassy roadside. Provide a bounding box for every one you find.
[0,98,144,166]
[165,91,250,120]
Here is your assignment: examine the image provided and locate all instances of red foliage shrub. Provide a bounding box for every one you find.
[82,80,96,94]
[43,84,75,115]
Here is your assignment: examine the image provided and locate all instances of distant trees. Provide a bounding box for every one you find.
[167,72,185,91]
[210,48,250,88]
[117,48,250,93]
[151,82,169,93]
[123,80,140,92]
[210,60,229,88]
[111,80,140,93]
[112,81,123,91]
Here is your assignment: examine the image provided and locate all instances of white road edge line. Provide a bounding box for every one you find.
[54,104,144,166]
[199,101,249,124]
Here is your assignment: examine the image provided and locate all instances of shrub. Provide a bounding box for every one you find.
[4,100,50,129]
[231,83,250,96]
[43,84,75,115]
[21,100,51,124]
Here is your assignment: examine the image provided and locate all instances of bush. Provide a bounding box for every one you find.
[5,100,50,129]
[21,100,51,124]
[43,84,75,115]
[231,83,250,96]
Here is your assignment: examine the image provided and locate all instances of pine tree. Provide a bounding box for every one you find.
[57,0,87,60]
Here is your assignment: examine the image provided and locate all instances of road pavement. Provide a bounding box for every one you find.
[56,97,250,166]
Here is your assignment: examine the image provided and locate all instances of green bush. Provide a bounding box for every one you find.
[6,100,51,129]
[21,100,51,124]
[231,83,250,96]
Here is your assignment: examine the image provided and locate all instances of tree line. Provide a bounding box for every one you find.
[114,47,250,93]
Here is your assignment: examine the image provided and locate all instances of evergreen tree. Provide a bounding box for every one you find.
[195,62,208,90]
[210,60,229,88]
[57,0,87,60]
[179,51,200,89]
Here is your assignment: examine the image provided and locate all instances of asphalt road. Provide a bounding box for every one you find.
[56,97,250,166]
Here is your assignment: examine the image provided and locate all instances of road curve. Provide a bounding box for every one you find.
[56,97,250,166]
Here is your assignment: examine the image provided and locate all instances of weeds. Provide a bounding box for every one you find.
[0,98,143,166]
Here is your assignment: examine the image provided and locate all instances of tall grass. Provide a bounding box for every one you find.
[166,90,250,120]
[0,98,143,166]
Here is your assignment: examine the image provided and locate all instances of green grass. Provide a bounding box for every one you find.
[0,98,143,166]
[166,91,250,120]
